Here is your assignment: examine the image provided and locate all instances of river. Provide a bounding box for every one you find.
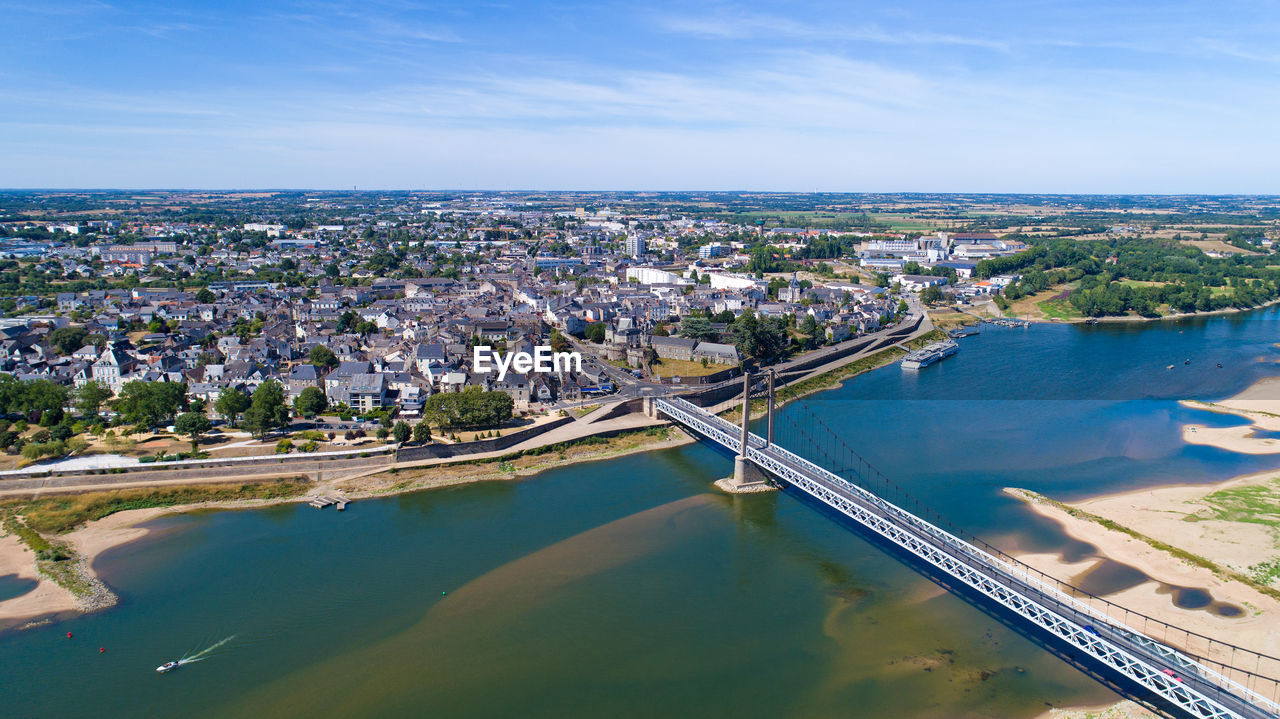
[5,309,1280,718]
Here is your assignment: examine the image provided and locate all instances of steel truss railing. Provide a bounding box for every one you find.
[654,396,1278,719]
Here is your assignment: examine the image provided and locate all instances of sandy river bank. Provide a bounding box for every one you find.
[1182,375,1280,453]
[1008,476,1280,657]
[0,507,169,629]
[1019,377,1280,717]
[0,426,693,628]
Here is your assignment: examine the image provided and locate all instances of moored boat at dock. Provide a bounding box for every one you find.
[901,339,959,370]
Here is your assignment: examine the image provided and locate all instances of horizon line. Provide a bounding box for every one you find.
[2,188,1280,198]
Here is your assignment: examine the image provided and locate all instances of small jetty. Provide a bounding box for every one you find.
[984,318,1031,328]
[949,326,979,338]
[306,494,351,511]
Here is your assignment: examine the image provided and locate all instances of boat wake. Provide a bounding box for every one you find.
[181,635,237,664]
[158,635,237,673]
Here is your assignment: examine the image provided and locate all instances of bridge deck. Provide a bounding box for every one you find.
[655,396,1279,719]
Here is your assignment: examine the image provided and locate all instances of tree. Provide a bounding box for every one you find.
[309,345,339,370]
[393,420,411,444]
[294,386,328,418]
[920,285,945,306]
[584,322,607,343]
[799,313,819,341]
[0,376,70,419]
[549,329,571,353]
[195,287,216,304]
[113,381,187,428]
[48,326,88,355]
[423,388,514,429]
[730,309,789,363]
[74,380,113,418]
[214,387,251,425]
[336,310,360,334]
[412,422,431,444]
[679,316,717,341]
[174,411,212,453]
[242,380,289,439]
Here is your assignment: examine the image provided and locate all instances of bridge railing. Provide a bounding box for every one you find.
[655,396,1280,715]
[769,398,1280,709]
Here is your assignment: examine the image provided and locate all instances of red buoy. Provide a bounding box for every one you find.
[66,632,73,639]
[99,647,105,653]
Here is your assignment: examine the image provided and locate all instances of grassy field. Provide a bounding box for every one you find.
[873,214,946,232]
[1197,479,1280,529]
[572,404,601,418]
[1195,479,1280,584]
[1036,295,1083,320]
[651,358,726,378]
[1006,283,1076,320]
[928,311,980,330]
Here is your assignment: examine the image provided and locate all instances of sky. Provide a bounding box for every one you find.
[2,0,1279,192]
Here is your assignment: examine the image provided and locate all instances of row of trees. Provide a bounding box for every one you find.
[0,375,71,422]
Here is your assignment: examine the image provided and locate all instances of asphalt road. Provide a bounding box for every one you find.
[569,309,926,400]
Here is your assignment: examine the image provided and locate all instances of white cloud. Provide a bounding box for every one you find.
[656,11,1010,51]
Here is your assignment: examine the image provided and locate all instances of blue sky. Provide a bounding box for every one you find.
[2,0,1278,191]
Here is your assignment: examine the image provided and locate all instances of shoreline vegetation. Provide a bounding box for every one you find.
[1008,295,1280,326]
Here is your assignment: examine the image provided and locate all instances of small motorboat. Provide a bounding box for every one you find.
[156,661,180,674]
[1184,359,1191,365]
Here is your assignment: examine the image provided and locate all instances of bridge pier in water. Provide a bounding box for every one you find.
[655,392,1280,719]
[720,370,776,494]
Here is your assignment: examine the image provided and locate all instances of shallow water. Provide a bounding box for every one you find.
[5,309,1280,717]
[0,573,37,602]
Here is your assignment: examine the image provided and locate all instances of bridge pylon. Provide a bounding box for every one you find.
[766,369,775,447]
[722,370,772,493]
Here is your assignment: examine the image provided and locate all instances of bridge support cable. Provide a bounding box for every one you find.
[775,397,1280,707]
[653,396,1280,719]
